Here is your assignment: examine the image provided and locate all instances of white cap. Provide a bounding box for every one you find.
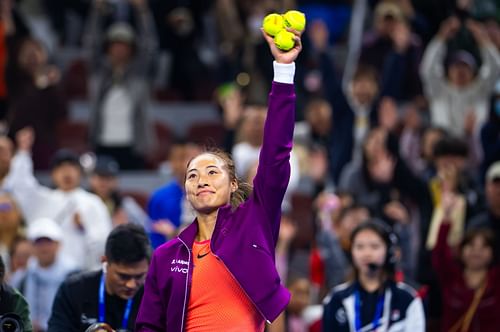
[486,161,500,182]
[27,218,63,242]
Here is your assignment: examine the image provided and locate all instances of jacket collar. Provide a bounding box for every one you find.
[177,204,233,249]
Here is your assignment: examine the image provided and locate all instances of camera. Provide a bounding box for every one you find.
[0,313,23,332]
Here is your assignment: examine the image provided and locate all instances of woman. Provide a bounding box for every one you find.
[136,28,302,331]
[0,192,24,271]
[322,221,425,332]
[432,211,500,332]
[6,36,67,169]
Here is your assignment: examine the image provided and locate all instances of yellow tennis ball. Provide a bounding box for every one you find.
[262,13,284,37]
[283,10,306,32]
[274,30,295,51]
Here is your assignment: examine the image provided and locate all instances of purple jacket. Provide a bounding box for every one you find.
[135,82,295,331]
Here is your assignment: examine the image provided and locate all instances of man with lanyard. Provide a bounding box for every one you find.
[48,224,151,332]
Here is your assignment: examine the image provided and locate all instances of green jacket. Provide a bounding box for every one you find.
[0,282,33,332]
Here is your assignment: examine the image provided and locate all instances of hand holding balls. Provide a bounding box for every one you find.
[262,10,306,51]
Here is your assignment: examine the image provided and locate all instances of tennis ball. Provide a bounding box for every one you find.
[262,13,284,37]
[283,10,306,32]
[274,30,295,51]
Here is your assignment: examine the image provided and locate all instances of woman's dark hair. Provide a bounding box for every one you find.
[350,220,397,278]
[105,224,151,265]
[186,148,253,210]
[459,228,497,266]
[432,136,468,159]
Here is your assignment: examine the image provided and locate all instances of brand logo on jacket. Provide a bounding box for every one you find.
[170,259,188,274]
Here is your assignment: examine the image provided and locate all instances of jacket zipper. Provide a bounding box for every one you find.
[211,252,271,324]
[178,238,191,332]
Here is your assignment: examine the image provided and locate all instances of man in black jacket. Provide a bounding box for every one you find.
[47,224,151,332]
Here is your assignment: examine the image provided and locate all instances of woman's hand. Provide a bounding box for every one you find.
[261,28,302,64]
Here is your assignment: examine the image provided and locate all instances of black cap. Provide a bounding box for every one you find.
[93,155,120,177]
[51,149,81,170]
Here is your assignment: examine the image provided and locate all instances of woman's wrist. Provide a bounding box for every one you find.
[273,61,295,84]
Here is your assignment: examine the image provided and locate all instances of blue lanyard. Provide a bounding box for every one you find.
[99,273,134,329]
[354,287,385,332]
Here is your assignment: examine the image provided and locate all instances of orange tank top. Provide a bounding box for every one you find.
[185,240,265,332]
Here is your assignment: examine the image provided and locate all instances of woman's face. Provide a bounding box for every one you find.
[363,128,387,161]
[288,278,311,315]
[352,229,387,276]
[11,240,32,272]
[462,236,493,271]
[18,39,47,74]
[185,153,236,214]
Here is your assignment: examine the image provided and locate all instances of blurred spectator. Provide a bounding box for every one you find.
[480,93,500,184]
[468,161,500,259]
[89,155,125,225]
[414,126,447,182]
[426,136,480,252]
[233,103,266,177]
[147,140,201,248]
[0,192,24,275]
[398,103,425,175]
[0,0,30,124]
[20,218,77,332]
[5,32,67,169]
[8,128,112,270]
[214,0,246,85]
[6,236,31,287]
[310,19,408,184]
[89,154,150,228]
[432,218,500,332]
[86,0,157,170]
[216,82,245,153]
[152,1,214,99]
[420,16,500,138]
[360,1,423,101]
[48,223,151,332]
[339,128,432,227]
[269,276,322,332]
[317,201,370,291]
[322,221,425,331]
[0,256,33,332]
[376,96,401,134]
[0,135,14,187]
[294,98,333,191]
[0,2,10,122]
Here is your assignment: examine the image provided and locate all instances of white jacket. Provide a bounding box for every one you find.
[4,151,112,270]
[420,38,500,137]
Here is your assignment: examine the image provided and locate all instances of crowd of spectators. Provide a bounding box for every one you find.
[0,0,499,331]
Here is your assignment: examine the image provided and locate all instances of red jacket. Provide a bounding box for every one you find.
[432,223,500,332]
